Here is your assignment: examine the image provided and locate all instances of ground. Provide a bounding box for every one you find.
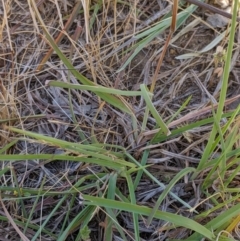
[0,0,240,240]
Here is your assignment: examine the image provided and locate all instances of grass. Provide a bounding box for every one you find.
[1,0,240,240]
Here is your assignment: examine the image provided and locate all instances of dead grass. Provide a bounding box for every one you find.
[1,0,240,240]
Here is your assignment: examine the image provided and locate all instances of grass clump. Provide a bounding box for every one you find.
[1,0,240,240]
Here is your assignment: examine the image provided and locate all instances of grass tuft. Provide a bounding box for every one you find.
[1,0,240,240]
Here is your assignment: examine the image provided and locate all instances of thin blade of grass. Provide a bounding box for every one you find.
[0,154,134,169]
[105,172,117,241]
[224,157,240,187]
[0,167,10,177]
[36,1,82,71]
[0,140,18,154]
[197,104,240,174]
[23,176,46,235]
[124,152,195,211]
[59,193,77,236]
[6,127,136,168]
[58,206,96,241]
[146,167,195,226]
[124,172,140,241]
[166,96,192,124]
[47,80,144,96]
[0,214,56,238]
[31,195,68,241]
[104,173,128,241]
[11,168,27,219]
[202,125,239,188]
[140,84,170,135]
[176,30,228,59]
[83,195,215,240]
[133,149,150,190]
[151,109,240,144]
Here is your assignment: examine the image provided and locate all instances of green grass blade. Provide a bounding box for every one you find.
[146,167,195,226]
[124,172,140,241]
[0,140,18,154]
[0,167,10,177]
[59,193,77,236]
[31,195,68,241]
[11,168,27,219]
[103,173,128,240]
[105,173,117,241]
[0,154,134,169]
[57,206,96,241]
[140,84,170,135]
[224,157,240,187]
[48,81,144,96]
[166,96,192,124]
[151,109,240,144]
[133,149,150,190]
[176,30,228,59]
[125,152,194,211]
[83,195,215,240]
[202,125,239,188]
[0,215,56,238]
[23,176,46,234]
